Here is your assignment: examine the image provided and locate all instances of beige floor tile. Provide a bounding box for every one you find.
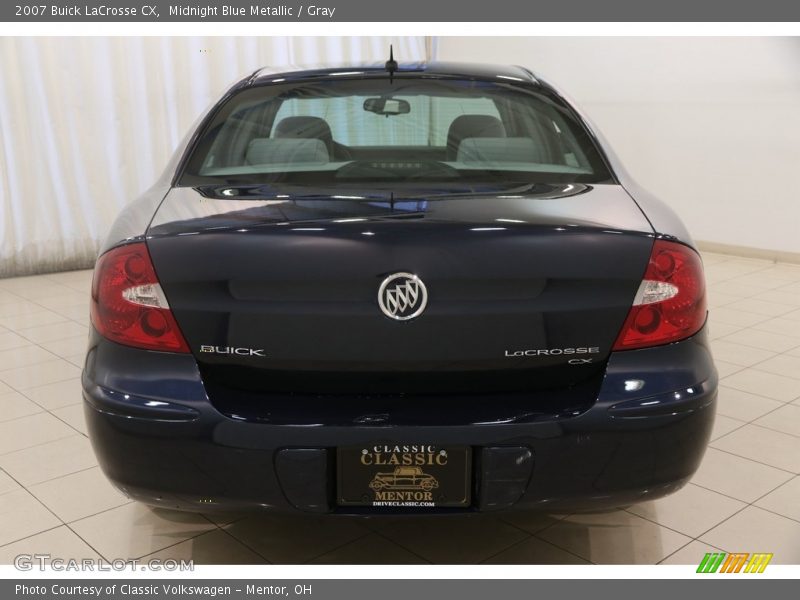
[17,321,88,345]
[225,514,369,564]
[626,484,746,538]
[720,255,772,265]
[0,489,61,546]
[142,529,266,565]
[720,329,800,354]
[734,272,794,290]
[484,536,589,564]
[499,511,568,535]
[0,291,21,306]
[721,368,800,403]
[0,330,34,351]
[700,506,800,563]
[754,404,800,438]
[713,360,745,378]
[709,308,770,328]
[45,269,93,287]
[0,274,62,289]
[0,525,101,565]
[753,290,800,308]
[752,317,800,338]
[699,252,731,265]
[34,292,90,311]
[705,264,767,284]
[373,516,528,564]
[537,510,691,564]
[52,305,90,325]
[63,354,86,368]
[707,322,743,340]
[0,346,58,372]
[750,354,800,382]
[715,386,784,422]
[704,270,742,286]
[0,469,20,495]
[711,424,800,473]
[710,340,775,367]
[0,300,54,319]
[50,403,88,436]
[0,435,96,487]
[725,298,796,318]
[0,413,76,456]
[706,291,740,309]
[29,467,130,523]
[659,540,724,565]
[774,279,800,292]
[754,476,800,523]
[0,359,81,391]
[22,378,82,411]
[70,503,216,560]
[759,265,800,280]
[310,532,426,564]
[709,414,746,441]
[3,282,75,302]
[0,310,69,331]
[38,335,88,359]
[691,448,793,503]
[200,512,249,527]
[0,391,44,422]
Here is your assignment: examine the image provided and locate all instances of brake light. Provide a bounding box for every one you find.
[613,239,707,351]
[90,242,190,353]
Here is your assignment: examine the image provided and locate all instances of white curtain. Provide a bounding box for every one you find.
[0,36,429,277]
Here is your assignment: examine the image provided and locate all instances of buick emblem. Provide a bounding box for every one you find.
[378,272,428,321]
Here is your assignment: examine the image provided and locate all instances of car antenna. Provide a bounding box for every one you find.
[385,45,398,84]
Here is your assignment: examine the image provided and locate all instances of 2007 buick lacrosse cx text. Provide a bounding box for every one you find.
[83,58,717,515]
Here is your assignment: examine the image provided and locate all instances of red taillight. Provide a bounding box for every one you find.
[613,239,707,351]
[90,242,190,353]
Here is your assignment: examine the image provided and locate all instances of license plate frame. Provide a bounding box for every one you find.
[337,444,472,508]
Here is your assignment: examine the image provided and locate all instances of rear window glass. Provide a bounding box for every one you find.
[179,77,613,186]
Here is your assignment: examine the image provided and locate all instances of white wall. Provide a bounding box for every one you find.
[435,37,800,256]
[0,36,428,277]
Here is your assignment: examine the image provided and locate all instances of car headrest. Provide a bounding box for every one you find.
[456,137,545,164]
[446,115,506,160]
[245,138,329,166]
[273,116,335,154]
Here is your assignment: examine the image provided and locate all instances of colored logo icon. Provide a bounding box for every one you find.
[697,552,773,573]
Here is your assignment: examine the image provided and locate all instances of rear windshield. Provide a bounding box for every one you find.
[178,77,614,186]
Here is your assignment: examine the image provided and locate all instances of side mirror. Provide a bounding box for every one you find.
[363,97,411,116]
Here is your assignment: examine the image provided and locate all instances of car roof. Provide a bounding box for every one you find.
[246,61,539,87]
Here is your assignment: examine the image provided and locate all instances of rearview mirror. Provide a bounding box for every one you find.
[363,97,411,116]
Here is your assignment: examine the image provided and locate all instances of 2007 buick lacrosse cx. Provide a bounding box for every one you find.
[83,58,717,514]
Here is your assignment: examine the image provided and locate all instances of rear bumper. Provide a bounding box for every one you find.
[82,327,717,514]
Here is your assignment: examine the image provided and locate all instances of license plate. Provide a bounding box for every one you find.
[337,444,471,508]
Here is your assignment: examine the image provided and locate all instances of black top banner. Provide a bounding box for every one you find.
[3,0,800,22]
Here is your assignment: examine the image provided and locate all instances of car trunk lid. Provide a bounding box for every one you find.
[146,183,653,396]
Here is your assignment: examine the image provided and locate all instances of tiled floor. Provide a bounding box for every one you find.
[0,252,799,565]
